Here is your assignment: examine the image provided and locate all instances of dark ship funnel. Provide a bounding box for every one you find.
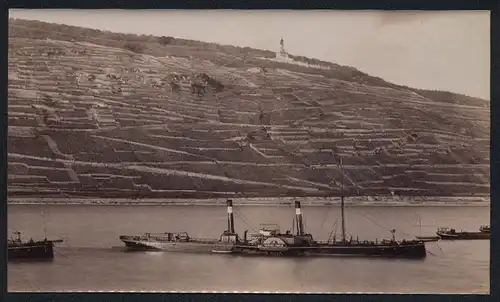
[227,199,235,234]
[295,200,304,236]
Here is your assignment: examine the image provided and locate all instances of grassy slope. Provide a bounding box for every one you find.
[7,19,490,200]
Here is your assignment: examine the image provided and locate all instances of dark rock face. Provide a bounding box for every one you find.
[7,19,489,199]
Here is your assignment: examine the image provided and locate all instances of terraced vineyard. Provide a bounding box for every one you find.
[7,19,490,200]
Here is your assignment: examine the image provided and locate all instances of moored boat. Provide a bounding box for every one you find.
[479,225,490,233]
[436,227,490,240]
[8,231,61,261]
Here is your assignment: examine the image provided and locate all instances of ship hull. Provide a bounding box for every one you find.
[307,242,427,259]
[437,232,489,240]
[8,242,54,261]
[120,236,218,253]
[121,236,426,258]
[231,242,427,259]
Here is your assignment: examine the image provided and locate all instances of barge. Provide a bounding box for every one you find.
[8,231,62,261]
[436,227,490,240]
[480,225,490,233]
[120,199,242,254]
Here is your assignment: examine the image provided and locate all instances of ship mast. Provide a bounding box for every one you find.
[340,156,346,242]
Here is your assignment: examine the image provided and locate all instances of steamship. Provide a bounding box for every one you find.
[223,201,316,256]
[233,200,427,259]
[312,162,427,257]
[234,156,426,258]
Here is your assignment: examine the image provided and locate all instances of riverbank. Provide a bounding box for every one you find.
[7,196,491,207]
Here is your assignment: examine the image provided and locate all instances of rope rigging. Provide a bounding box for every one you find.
[327,216,339,243]
[319,201,333,230]
[356,210,417,238]
[233,207,260,233]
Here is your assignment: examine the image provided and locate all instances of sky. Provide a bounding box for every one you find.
[9,9,490,100]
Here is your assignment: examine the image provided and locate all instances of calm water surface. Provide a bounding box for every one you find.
[7,204,490,293]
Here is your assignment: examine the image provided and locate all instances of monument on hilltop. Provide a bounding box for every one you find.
[279,38,288,58]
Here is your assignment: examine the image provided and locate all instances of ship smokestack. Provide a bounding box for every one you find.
[295,200,304,236]
[227,199,235,234]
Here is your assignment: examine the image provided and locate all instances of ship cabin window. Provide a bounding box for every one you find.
[220,234,237,243]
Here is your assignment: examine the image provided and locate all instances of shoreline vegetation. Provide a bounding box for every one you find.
[8,196,490,207]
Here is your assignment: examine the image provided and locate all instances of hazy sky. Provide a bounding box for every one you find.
[10,9,490,100]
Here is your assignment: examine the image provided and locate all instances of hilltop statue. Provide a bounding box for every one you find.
[279,38,287,57]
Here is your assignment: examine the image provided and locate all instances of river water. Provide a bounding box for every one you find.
[7,203,490,293]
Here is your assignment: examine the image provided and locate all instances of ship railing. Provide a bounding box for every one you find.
[183,237,219,243]
[122,234,219,243]
[149,236,218,243]
[193,238,220,244]
[314,239,422,246]
[146,232,190,237]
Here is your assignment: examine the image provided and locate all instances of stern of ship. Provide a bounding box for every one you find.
[396,241,427,259]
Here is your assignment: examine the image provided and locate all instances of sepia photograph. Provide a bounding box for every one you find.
[7,9,490,293]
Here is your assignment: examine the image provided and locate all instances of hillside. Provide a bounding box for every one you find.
[7,19,490,200]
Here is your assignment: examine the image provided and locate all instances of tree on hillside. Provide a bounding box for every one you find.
[123,42,145,53]
[169,81,181,94]
[158,36,175,45]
